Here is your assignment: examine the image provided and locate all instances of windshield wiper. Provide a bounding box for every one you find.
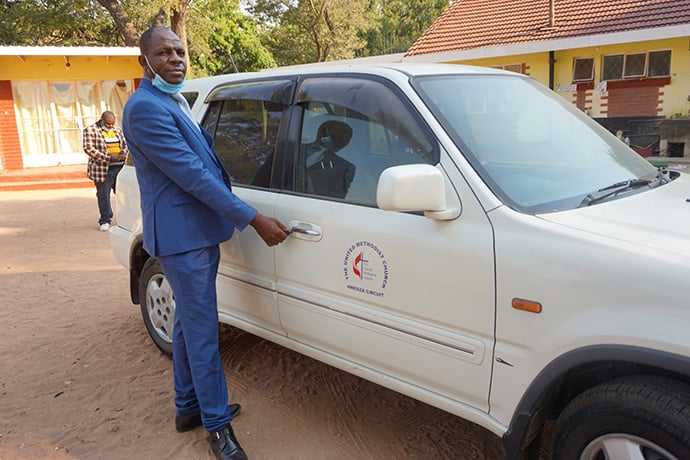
[579,178,652,207]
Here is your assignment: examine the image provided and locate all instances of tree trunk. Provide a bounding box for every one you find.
[96,0,189,57]
[96,0,139,46]
[170,4,189,62]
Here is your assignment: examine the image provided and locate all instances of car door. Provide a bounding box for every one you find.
[200,78,296,335]
[273,74,496,411]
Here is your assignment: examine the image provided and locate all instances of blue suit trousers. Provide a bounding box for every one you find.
[158,245,233,432]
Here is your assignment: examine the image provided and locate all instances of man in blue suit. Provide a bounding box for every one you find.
[123,26,288,460]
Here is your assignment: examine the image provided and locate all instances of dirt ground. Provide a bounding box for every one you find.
[0,187,508,460]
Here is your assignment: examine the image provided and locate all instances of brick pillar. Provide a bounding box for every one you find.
[574,82,594,115]
[0,81,24,171]
[603,77,671,118]
[606,86,660,117]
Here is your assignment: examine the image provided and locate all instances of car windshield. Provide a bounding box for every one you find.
[412,74,660,213]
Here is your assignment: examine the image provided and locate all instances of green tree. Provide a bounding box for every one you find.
[362,0,449,56]
[245,0,447,66]
[187,0,276,75]
[1,0,443,72]
[0,0,120,45]
[248,0,372,66]
[94,0,268,73]
[1,0,275,75]
[95,0,190,48]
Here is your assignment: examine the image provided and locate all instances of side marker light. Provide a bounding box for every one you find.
[512,298,542,314]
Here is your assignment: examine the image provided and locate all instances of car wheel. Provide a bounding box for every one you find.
[550,375,690,460]
[139,257,174,356]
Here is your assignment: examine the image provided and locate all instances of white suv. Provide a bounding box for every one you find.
[111,63,690,460]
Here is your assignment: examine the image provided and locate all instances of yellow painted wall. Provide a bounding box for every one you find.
[1,55,142,81]
[450,52,551,82]
[445,37,690,118]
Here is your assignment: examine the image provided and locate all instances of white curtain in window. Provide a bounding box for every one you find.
[78,81,102,129]
[12,81,56,159]
[11,79,133,167]
[104,80,133,122]
[51,82,81,155]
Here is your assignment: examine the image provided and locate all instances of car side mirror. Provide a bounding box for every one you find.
[376,164,460,220]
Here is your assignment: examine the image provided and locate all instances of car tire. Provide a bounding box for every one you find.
[139,257,174,356]
[550,375,690,460]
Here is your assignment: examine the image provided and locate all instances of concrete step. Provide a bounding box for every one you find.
[0,165,92,191]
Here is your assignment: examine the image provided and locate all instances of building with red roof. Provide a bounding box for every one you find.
[405,0,690,157]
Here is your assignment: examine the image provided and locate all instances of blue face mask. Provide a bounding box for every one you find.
[152,74,186,94]
[320,135,335,152]
[145,56,186,94]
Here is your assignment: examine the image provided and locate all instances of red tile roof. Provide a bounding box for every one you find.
[405,0,690,57]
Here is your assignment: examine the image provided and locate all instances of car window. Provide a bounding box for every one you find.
[413,74,657,213]
[201,80,294,187]
[181,91,199,110]
[295,77,438,206]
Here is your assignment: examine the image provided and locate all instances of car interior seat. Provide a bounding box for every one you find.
[305,120,356,199]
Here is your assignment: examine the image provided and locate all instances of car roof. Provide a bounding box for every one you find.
[259,62,512,77]
[184,62,517,90]
[182,73,239,92]
[182,63,520,109]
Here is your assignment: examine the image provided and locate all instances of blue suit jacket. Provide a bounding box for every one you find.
[122,78,257,257]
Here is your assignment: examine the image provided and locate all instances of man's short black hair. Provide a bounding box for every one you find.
[100,111,115,121]
[139,26,169,54]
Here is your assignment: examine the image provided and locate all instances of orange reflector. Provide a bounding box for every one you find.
[512,298,542,313]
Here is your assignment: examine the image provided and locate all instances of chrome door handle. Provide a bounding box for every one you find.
[288,226,320,236]
[286,221,322,241]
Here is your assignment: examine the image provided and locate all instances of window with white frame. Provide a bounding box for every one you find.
[624,53,646,77]
[601,50,671,81]
[572,57,594,82]
[648,50,672,77]
[602,54,624,80]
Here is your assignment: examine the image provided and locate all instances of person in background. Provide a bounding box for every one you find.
[616,129,631,146]
[123,26,289,460]
[82,111,128,231]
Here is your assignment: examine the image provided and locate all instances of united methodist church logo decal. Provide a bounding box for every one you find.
[343,240,389,297]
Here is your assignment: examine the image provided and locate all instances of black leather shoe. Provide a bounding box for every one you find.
[175,403,241,433]
[208,423,248,460]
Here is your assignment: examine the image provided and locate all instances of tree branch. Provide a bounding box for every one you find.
[96,0,139,46]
